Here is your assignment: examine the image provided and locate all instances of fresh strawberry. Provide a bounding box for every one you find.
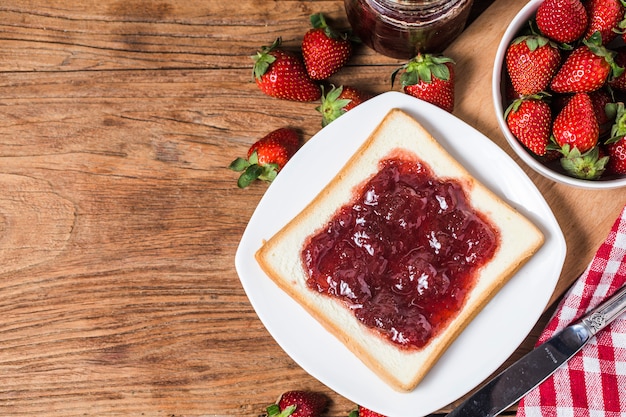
[349,405,387,417]
[551,92,605,179]
[505,95,552,156]
[551,97,608,180]
[229,127,300,188]
[605,102,626,174]
[549,33,622,93]
[392,54,455,113]
[302,13,352,80]
[316,85,371,126]
[252,38,321,102]
[505,34,561,96]
[552,93,599,153]
[266,390,328,417]
[536,0,588,44]
[584,0,625,44]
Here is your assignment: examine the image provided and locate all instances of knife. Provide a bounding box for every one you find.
[446,283,626,417]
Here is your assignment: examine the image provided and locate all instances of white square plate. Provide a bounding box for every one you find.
[235,92,566,416]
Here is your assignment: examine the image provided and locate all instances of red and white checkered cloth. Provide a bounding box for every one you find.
[516,204,626,417]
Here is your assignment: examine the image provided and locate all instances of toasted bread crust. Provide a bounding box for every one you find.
[255,109,544,391]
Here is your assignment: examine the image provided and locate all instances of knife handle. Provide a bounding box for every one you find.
[580,284,626,337]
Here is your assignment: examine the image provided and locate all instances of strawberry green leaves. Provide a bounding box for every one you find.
[392,54,455,113]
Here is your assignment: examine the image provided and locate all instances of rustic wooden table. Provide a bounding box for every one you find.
[1,0,625,416]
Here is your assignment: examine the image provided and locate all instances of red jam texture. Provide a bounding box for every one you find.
[302,157,499,350]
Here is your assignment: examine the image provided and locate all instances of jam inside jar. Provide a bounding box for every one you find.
[344,0,474,59]
[301,157,499,350]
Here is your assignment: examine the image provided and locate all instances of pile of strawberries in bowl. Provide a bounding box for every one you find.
[493,0,626,189]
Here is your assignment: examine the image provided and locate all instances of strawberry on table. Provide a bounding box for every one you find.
[229,127,300,188]
[266,390,328,417]
[549,33,623,93]
[392,53,455,113]
[505,33,561,96]
[252,38,322,102]
[505,95,552,156]
[349,405,387,417]
[302,13,352,80]
[316,84,371,126]
[584,0,625,44]
[535,0,588,44]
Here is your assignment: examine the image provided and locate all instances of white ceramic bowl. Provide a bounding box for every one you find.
[492,0,626,189]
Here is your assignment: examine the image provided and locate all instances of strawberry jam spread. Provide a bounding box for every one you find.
[302,156,499,350]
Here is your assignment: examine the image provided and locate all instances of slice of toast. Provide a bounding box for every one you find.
[255,108,544,392]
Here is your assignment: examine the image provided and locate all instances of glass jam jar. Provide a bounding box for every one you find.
[344,0,474,59]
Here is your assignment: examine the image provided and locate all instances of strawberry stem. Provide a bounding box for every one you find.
[266,404,281,416]
[266,404,297,417]
[251,38,281,79]
[391,53,454,87]
[228,157,250,172]
[316,85,352,127]
[237,165,264,188]
[310,13,328,31]
[559,145,609,180]
[504,92,550,119]
[230,151,279,188]
[511,32,555,52]
[309,13,346,40]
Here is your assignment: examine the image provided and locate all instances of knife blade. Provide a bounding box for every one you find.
[446,283,626,417]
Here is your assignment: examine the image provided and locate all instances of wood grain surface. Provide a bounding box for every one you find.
[0,0,624,416]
